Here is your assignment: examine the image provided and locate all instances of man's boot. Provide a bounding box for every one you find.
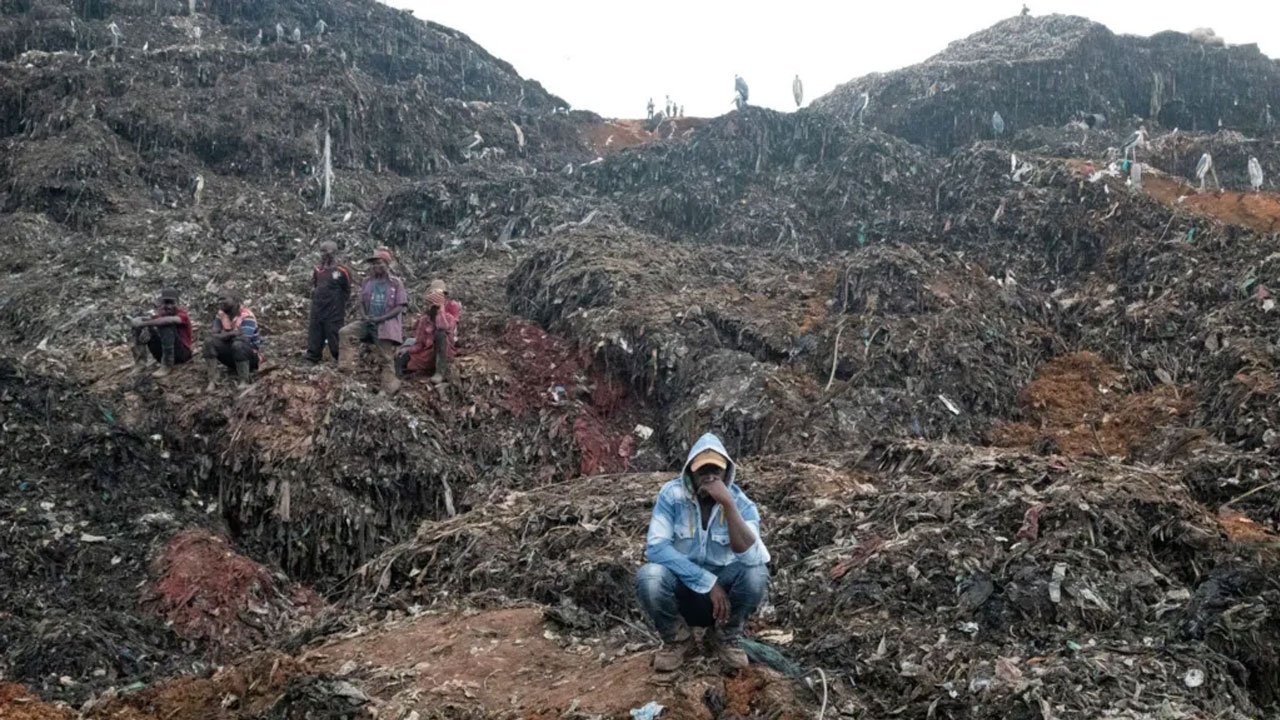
[430,329,449,384]
[706,630,749,670]
[235,360,252,389]
[338,339,357,373]
[652,627,693,673]
[381,360,401,396]
[154,346,174,378]
[205,358,220,392]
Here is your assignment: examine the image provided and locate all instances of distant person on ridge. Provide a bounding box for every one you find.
[397,280,461,385]
[636,433,770,672]
[339,247,407,394]
[129,288,194,378]
[647,97,655,120]
[304,241,351,364]
[203,289,260,391]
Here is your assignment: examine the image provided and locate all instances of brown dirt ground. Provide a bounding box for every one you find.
[304,607,802,719]
[990,351,1192,458]
[86,653,303,720]
[1066,158,1280,233]
[0,684,74,720]
[1217,508,1280,545]
[584,118,708,156]
[1142,174,1280,234]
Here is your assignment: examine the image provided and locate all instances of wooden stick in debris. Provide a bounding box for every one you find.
[825,322,845,392]
[441,476,456,517]
[1223,480,1279,508]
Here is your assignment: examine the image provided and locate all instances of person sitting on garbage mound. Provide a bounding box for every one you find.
[339,247,407,395]
[203,289,261,391]
[636,432,771,672]
[396,279,461,385]
[129,287,194,378]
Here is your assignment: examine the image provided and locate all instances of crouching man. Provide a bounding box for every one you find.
[129,287,194,378]
[636,433,770,672]
[203,290,261,391]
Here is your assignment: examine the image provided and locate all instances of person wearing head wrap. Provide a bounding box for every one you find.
[396,279,461,385]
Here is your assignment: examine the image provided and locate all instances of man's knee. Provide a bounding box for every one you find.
[725,563,770,599]
[228,339,253,361]
[635,563,677,601]
[201,338,220,358]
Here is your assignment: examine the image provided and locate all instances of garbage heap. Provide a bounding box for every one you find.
[812,14,1280,151]
[355,441,1280,719]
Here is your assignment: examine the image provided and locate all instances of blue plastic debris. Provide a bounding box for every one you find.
[630,701,665,719]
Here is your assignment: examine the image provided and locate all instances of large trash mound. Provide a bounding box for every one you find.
[6,2,1280,719]
[0,358,225,703]
[580,107,941,251]
[346,442,1280,719]
[812,14,1280,151]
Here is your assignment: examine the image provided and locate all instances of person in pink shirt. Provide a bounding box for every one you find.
[339,247,407,394]
[397,279,461,384]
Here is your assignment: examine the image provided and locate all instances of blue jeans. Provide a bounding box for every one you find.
[635,562,769,642]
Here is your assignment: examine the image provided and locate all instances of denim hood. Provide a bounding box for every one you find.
[681,432,736,491]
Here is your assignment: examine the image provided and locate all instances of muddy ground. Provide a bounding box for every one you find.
[4,3,1280,719]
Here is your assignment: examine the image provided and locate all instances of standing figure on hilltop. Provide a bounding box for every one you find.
[129,288,194,378]
[636,433,771,672]
[1121,125,1146,163]
[397,280,462,386]
[734,75,749,110]
[304,241,351,365]
[647,97,655,120]
[1196,152,1218,192]
[1249,157,1265,192]
[204,290,260,391]
[339,247,407,394]
[853,91,870,126]
[793,74,803,108]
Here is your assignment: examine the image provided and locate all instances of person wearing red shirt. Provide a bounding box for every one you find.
[397,279,461,384]
[129,288,194,378]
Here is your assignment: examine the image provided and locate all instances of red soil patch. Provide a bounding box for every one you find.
[495,321,640,475]
[0,684,73,720]
[140,530,323,657]
[305,607,800,719]
[990,351,1192,458]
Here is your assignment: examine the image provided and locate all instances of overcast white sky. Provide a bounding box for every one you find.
[382,1,1279,118]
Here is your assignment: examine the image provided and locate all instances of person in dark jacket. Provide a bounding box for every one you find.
[304,241,351,364]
